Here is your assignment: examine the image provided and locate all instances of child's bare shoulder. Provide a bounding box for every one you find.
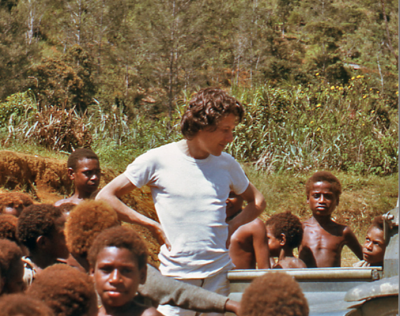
[54,197,75,207]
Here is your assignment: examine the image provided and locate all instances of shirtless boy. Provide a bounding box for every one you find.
[266,211,306,269]
[54,148,101,207]
[229,192,270,269]
[354,216,386,267]
[299,171,363,267]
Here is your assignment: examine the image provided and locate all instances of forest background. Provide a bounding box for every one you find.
[0,0,398,264]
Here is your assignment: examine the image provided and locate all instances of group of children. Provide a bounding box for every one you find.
[0,148,389,316]
[228,171,386,271]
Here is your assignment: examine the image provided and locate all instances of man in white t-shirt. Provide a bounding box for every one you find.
[96,88,266,316]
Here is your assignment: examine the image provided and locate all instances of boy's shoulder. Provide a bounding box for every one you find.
[54,196,78,207]
[231,218,265,243]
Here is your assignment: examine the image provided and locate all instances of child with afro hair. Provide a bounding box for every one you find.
[0,192,34,217]
[266,211,306,269]
[0,239,25,294]
[0,293,54,316]
[354,216,386,267]
[65,200,120,272]
[27,264,98,316]
[55,148,101,207]
[88,226,162,316]
[299,171,362,267]
[17,204,69,286]
[239,272,308,316]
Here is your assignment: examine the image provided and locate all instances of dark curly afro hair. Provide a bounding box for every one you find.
[0,293,54,316]
[370,215,384,231]
[65,200,120,257]
[239,272,309,316]
[88,226,148,270]
[0,214,19,243]
[305,171,342,200]
[0,192,33,215]
[17,204,63,251]
[180,87,244,139]
[27,264,97,316]
[266,211,303,249]
[67,148,99,170]
[0,239,23,276]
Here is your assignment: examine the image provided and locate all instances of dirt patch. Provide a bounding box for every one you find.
[0,150,161,266]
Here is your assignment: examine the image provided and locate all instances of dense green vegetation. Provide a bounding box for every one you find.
[0,0,398,176]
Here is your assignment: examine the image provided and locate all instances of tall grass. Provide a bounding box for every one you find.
[1,76,398,174]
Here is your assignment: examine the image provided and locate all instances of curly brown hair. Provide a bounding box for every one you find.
[0,214,19,243]
[180,88,244,139]
[65,200,120,257]
[88,226,148,270]
[239,272,309,316]
[67,148,98,170]
[27,264,97,316]
[17,204,63,251]
[266,211,303,249]
[0,239,22,275]
[0,293,54,316]
[0,192,33,215]
[370,215,384,231]
[305,171,342,200]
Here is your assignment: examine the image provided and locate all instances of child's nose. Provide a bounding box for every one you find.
[365,241,373,250]
[109,270,121,282]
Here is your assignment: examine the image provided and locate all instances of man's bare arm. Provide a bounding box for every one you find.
[252,219,270,269]
[96,174,171,249]
[227,182,266,248]
[344,226,363,260]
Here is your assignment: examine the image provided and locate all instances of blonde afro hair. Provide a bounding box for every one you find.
[65,200,120,256]
[240,272,308,316]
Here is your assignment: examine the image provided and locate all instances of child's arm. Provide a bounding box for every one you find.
[251,219,270,269]
[344,226,363,260]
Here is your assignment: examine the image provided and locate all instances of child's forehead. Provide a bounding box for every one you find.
[75,158,100,169]
[310,181,334,192]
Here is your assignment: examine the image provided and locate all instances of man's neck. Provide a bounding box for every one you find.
[179,139,210,159]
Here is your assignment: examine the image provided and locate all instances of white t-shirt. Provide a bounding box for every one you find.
[124,142,249,279]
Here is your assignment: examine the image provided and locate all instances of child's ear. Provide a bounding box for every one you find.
[36,235,45,248]
[139,265,147,285]
[67,167,75,180]
[279,233,286,246]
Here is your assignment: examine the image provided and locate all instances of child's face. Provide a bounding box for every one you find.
[363,227,386,265]
[307,181,338,217]
[70,158,101,195]
[266,225,281,257]
[226,191,244,220]
[92,246,146,308]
